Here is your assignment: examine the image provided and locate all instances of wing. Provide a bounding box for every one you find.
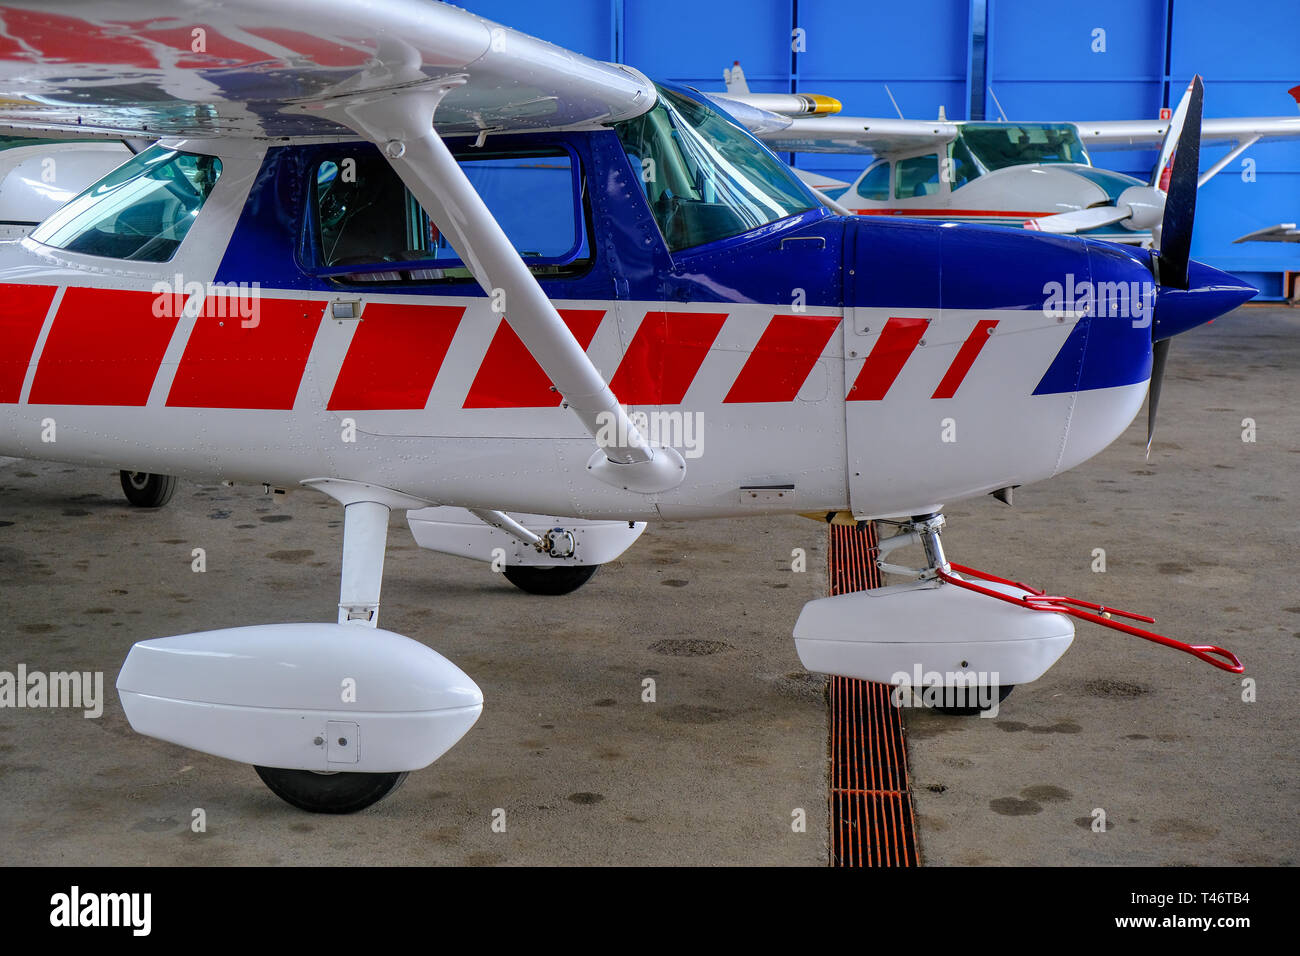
[1234,223,1299,243]
[757,114,1298,157]
[712,91,842,117]
[1079,116,1300,151]
[697,93,794,136]
[0,0,652,139]
[748,115,959,157]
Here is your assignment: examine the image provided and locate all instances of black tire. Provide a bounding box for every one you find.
[931,684,1015,716]
[119,471,178,508]
[254,766,409,814]
[502,563,599,595]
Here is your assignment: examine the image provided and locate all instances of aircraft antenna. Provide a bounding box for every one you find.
[987,85,1009,121]
[883,84,904,120]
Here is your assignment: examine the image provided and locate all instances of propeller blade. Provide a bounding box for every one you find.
[1150,80,1196,189]
[1155,76,1204,290]
[1146,337,1172,456]
[1026,204,1133,235]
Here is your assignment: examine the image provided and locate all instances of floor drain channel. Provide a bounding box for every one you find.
[827,521,920,867]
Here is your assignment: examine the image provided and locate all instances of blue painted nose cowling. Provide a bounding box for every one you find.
[1154,260,1257,342]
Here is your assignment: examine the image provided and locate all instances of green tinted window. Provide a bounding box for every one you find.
[856,162,890,201]
[959,123,1087,171]
[947,138,978,189]
[31,146,221,262]
[896,154,939,199]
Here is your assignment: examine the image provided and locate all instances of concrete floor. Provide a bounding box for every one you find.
[0,304,1295,866]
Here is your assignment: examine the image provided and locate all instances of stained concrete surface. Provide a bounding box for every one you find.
[0,469,830,865]
[0,304,1295,866]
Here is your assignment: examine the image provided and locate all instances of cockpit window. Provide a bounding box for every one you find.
[947,137,978,189]
[614,85,817,252]
[896,154,940,198]
[30,146,221,262]
[857,161,890,201]
[310,147,587,282]
[958,123,1087,172]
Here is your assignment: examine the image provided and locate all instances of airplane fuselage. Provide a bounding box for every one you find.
[0,129,1162,521]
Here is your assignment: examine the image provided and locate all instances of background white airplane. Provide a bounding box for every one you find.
[0,137,131,238]
[717,62,1300,245]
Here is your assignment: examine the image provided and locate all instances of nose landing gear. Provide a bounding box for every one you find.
[876,511,1244,679]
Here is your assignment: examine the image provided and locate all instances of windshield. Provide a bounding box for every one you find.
[614,86,817,252]
[958,123,1087,172]
[30,145,221,262]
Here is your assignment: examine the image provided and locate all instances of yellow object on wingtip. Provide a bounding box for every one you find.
[802,94,842,115]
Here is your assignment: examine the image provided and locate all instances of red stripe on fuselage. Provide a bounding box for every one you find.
[724,314,841,403]
[932,319,999,399]
[328,303,465,411]
[0,284,57,403]
[463,309,605,409]
[847,317,928,401]
[28,288,177,406]
[167,298,322,409]
[609,311,728,405]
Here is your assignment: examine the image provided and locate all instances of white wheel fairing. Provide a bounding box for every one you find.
[795,579,1076,686]
[117,624,484,773]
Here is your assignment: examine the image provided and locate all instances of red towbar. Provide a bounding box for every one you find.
[934,563,1244,674]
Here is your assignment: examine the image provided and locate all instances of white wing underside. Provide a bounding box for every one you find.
[753,116,960,156]
[1234,223,1299,243]
[743,114,1300,159]
[0,0,654,140]
[1079,116,1300,151]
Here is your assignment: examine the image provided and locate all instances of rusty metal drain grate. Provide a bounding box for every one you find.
[827,521,920,866]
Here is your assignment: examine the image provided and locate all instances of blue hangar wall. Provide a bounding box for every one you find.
[460,0,1300,299]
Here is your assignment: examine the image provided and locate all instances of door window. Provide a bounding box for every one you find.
[895,154,940,199]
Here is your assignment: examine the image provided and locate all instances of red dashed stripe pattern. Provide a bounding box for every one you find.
[11,290,1006,410]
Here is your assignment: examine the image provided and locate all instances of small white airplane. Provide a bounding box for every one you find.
[717,62,1300,245]
[0,0,1251,814]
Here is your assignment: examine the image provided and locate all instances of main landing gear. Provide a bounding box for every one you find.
[463,509,604,596]
[503,564,599,595]
[116,480,484,816]
[119,470,177,508]
[254,766,410,814]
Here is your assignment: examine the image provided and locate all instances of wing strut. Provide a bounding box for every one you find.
[319,79,685,494]
[1197,135,1259,188]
